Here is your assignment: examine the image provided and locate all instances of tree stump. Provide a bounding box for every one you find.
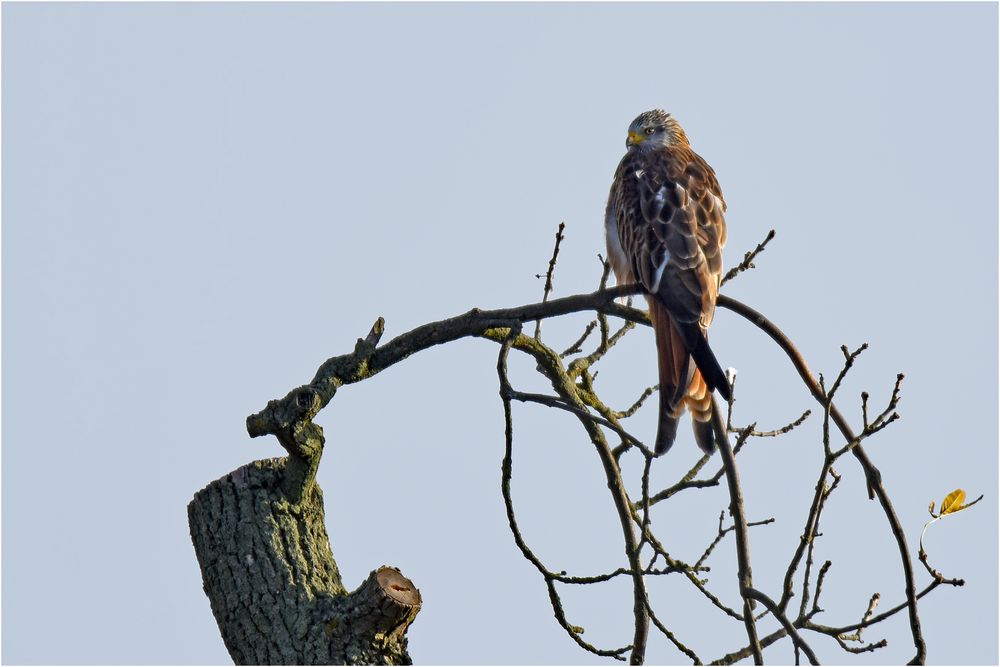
[188,457,421,665]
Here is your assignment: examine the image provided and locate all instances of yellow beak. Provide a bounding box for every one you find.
[627,131,644,147]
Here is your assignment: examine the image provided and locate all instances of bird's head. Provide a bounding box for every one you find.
[625,109,689,151]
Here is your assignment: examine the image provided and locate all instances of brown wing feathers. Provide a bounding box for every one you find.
[612,142,730,454]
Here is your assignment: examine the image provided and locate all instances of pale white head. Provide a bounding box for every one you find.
[625,109,689,152]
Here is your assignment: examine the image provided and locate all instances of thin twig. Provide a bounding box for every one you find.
[561,319,599,357]
[830,592,890,655]
[535,222,566,340]
[507,388,654,458]
[613,384,659,419]
[696,512,728,571]
[646,599,703,664]
[570,319,636,377]
[732,409,812,438]
[798,467,840,619]
[545,579,632,660]
[835,635,888,654]
[710,621,814,666]
[638,454,654,556]
[811,560,833,615]
[746,588,819,665]
[780,457,833,612]
[828,343,869,401]
[721,229,776,286]
[837,592,881,644]
[696,512,775,570]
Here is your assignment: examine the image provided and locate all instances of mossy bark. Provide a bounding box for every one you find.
[188,457,420,665]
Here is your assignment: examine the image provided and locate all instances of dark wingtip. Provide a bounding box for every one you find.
[654,414,679,456]
[692,419,717,454]
[691,335,732,401]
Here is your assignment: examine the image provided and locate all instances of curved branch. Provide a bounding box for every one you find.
[494,327,650,664]
[247,285,642,443]
[716,295,926,663]
[712,409,763,665]
[496,332,631,661]
[240,280,927,664]
[746,588,819,665]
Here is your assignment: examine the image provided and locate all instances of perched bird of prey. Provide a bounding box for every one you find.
[605,109,732,455]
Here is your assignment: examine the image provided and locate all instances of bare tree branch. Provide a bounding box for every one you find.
[712,409,763,664]
[231,226,973,666]
[746,587,819,665]
[493,323,651,664]
[535,221,566,339]
[721,228,777,286]
[716,295,927,663]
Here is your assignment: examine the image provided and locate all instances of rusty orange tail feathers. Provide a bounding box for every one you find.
[649,301,689,454]
[649,300,730,455]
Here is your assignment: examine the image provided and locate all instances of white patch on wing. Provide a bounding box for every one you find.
[604,209,630,283]
[655,185,666,205]
[634,169,645,179]
[650,249,671,292]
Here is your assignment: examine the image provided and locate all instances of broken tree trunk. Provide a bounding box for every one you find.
[188,457,421,665]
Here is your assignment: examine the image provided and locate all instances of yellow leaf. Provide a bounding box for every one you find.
[940,489,966,515]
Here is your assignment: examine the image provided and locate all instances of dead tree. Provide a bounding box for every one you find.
[188,226,977,665]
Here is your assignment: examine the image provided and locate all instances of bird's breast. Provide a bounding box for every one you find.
[604,206,632,284]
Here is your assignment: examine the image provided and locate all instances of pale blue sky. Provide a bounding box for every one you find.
[3,2,997,664]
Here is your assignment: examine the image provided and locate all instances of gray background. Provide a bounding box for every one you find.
[3,2,996,664]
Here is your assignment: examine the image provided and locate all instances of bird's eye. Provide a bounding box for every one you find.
[645,128,656,135]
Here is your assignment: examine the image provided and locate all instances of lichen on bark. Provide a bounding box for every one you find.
[188,457,420,665]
